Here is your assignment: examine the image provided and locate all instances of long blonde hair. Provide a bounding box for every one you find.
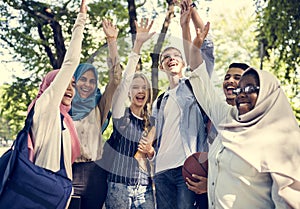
[132,73,153,133]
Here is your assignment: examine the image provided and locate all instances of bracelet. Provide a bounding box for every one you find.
[190,2,196,8]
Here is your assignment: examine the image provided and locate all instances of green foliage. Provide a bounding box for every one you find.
[102,118,113,141]
[0,77,37,136]
[0,0,131,138]
[2,0,299,140]
[256,0,300,124]
[211,5,260,79]
[0,86,13,140]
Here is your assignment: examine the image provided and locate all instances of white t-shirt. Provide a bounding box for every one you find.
[155,86,186,174]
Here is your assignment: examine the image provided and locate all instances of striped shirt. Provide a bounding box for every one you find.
[107,108,151,186]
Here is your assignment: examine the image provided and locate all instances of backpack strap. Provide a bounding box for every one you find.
[155,80,212,134]
[156,92,165,110]
[185,79,212,135]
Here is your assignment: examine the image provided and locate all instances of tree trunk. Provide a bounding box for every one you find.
[151,0,175,99]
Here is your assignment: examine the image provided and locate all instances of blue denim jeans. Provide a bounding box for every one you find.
[105,182,155,209]
[195,193,208,209]
[154,166,196,209]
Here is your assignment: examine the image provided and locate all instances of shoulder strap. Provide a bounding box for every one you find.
[156,92,165,110]
[156,81,212,134]
[185,79,212,134]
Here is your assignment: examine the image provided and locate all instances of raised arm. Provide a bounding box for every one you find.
[79,0,88,13]
[97,19,122,127]
[31,0,87,173]
[112,18,155,118]
[189,23,231,127]
[42,0,87,108]
[180,0,206,65]
[180,0,214,77]
[189,23,210,70]
[103,19,119,66]
[180,0,192,66]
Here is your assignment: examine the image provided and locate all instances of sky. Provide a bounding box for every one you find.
[0,0,256,86]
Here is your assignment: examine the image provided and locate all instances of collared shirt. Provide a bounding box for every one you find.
[152,39,214,174]
[189,62,290,209]
[74,107,102,162]
[153,78,208,174]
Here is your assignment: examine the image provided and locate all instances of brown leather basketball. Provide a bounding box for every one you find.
[182,152,208,182]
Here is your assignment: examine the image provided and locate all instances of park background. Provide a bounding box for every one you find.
[0,0,299,154]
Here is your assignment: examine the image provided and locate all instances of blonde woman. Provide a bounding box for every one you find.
[105,18,156,209]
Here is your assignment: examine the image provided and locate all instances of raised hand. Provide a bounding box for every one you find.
[192,22,210,49]
[180,0,192,28]
[175,0,194,7]
[135,18,155,44]
[80,0,88,14]
[132,18,155,54]
[102,19,119,41]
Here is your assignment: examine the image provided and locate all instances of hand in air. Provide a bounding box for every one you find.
[135,18,156,44]
[180,0,192,28]
[80,0,88,14]
[102,19,119,40]
[192,22,210,49]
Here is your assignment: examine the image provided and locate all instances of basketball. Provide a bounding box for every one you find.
[182,152,208,182]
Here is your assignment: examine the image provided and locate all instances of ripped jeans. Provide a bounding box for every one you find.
[105,181,155,209]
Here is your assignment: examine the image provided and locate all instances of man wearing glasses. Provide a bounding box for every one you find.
[151,4,214,207]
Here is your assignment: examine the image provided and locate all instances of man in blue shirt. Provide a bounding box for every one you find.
[152,1,214,208]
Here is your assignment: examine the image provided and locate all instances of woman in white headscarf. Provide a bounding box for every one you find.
[188,24,300,208]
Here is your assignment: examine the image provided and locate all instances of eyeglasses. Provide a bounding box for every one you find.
[233,85,260,95]
[160,54,183,64]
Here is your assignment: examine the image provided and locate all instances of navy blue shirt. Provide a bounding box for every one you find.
[107,108,152,186]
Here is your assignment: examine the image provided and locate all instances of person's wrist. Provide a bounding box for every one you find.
[106,36,117,43]
[134,38,144,44]
[147,147,154,157]
[181,24,190,30]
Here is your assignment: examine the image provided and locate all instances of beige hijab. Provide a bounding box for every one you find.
[220,68,300,181]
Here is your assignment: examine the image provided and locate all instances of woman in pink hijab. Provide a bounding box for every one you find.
[27,0,87,181]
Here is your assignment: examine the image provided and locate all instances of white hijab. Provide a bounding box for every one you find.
[220,68,300,182]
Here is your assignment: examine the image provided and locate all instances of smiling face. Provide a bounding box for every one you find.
[129,77,149,107]
[159,47,185,78]
[235,72,260,115]
[129,74,152,117]
[61,77,76,106]
[223,67,244,106]
[75,69,97,99]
